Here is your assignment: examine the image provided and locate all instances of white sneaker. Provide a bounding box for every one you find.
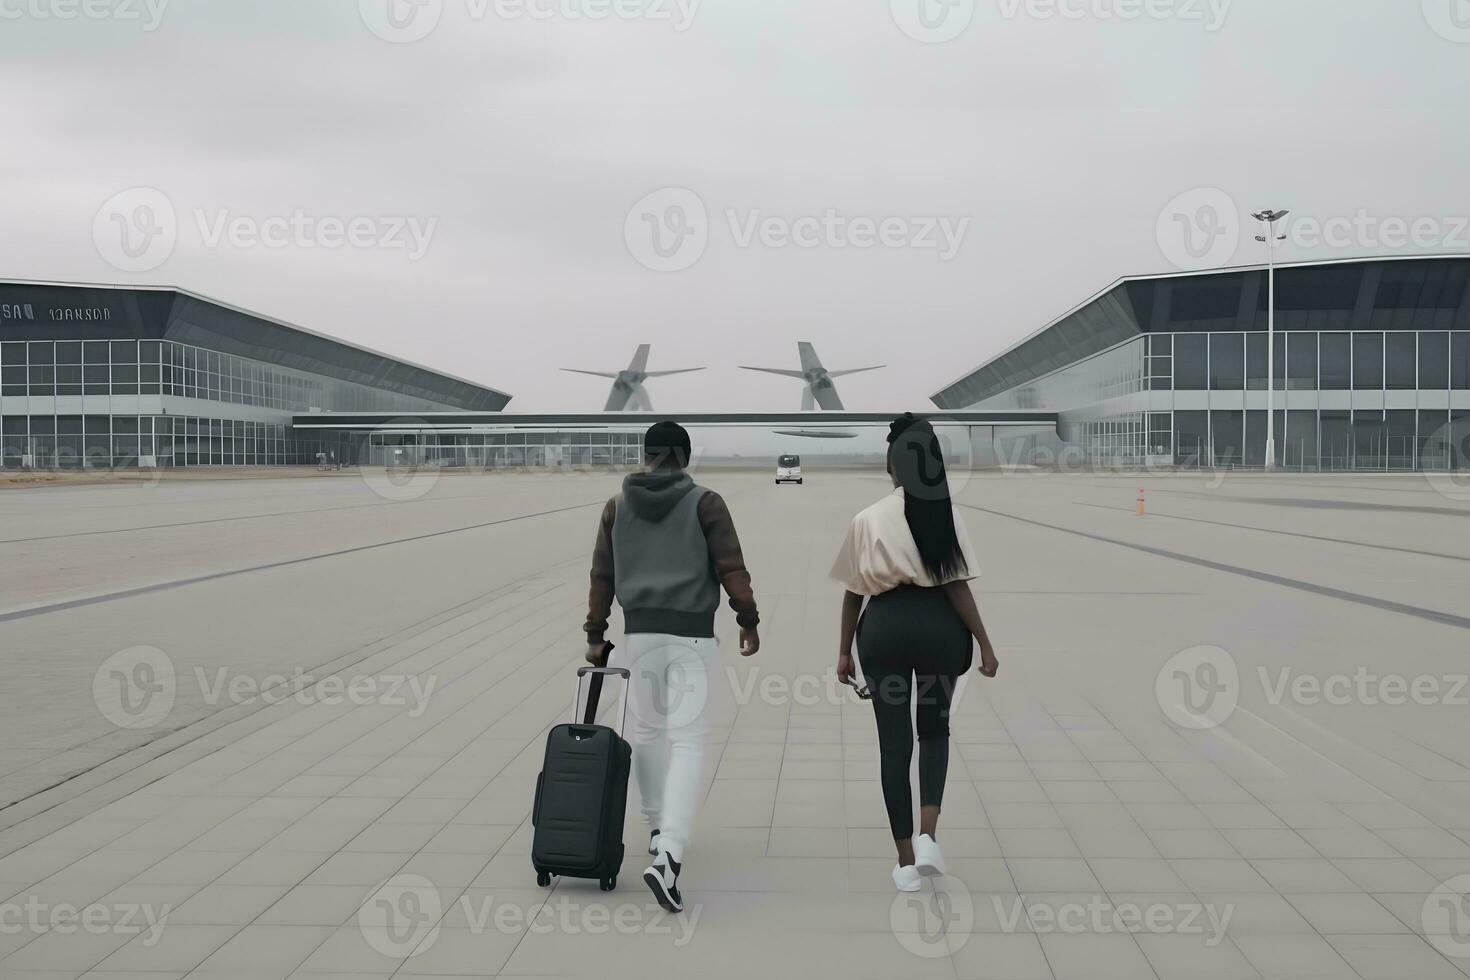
[892,863,922,892]
[643,850,684,913]
[914,834,946,876]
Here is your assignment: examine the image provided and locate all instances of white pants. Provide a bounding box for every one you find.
[613,633,717,864]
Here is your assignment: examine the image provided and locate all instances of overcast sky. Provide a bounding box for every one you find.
[1,0,1466,412]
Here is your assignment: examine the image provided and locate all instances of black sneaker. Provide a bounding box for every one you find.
[649,828,660,856]
[642,849,683,913]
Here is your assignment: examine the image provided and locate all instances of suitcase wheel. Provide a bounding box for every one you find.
[536,871,551,887]
[599,876,616,892]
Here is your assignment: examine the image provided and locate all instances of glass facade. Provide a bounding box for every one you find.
[0,413,315,468]
[941,258,1470,471]
[0,338,486,412]
[0,285,511,468]
[365,429,645,469]
[976,328,1470,469]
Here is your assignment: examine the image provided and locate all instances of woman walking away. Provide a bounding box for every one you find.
[830,413,999,893]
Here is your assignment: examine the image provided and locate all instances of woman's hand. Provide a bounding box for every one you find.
[978,641,999,678]
[836,652,856,684]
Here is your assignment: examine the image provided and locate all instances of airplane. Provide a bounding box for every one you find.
[561,344,704,411]
[740,341,884,410]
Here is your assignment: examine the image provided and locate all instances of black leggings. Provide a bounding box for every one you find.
[857,585,971,841]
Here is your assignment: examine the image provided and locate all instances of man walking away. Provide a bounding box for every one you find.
[584,420,760,913]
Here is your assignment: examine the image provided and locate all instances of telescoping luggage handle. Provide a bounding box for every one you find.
[575,666,630,735]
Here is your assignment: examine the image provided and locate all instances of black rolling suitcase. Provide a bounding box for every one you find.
[532,665,631,892]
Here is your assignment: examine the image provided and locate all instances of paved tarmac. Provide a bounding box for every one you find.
[0,466,1468,979]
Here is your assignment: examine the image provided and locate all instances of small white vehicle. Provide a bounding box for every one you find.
[775,454,803,485]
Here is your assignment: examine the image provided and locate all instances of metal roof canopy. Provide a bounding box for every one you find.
[930,253,1470,410]
[292,411,1058,431]
[0,279,512,411]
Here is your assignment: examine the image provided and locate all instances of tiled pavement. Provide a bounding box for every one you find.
[0,470,1467,979]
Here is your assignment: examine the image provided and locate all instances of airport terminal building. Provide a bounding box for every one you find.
[0,282,512,468]
[932,256,1470,470]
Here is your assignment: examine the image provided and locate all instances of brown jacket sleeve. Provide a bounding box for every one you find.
[584,498,617,644]
[697,491,760,631]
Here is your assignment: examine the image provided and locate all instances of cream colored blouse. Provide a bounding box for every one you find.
[830,488,980,596]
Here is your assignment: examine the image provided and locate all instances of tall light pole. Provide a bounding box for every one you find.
[1253,209,1289,469]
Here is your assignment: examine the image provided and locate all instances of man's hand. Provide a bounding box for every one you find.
[739,628,760,657]
[586,642,612,667]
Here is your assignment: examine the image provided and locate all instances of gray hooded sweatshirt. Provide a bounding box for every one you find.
[610,470,721,637]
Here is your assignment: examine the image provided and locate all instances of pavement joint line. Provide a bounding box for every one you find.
[956,502,1470,632]
[1073,500,1470,563]
[0,499,606,624]
[0,575,564,844]
[0,484,580,544]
